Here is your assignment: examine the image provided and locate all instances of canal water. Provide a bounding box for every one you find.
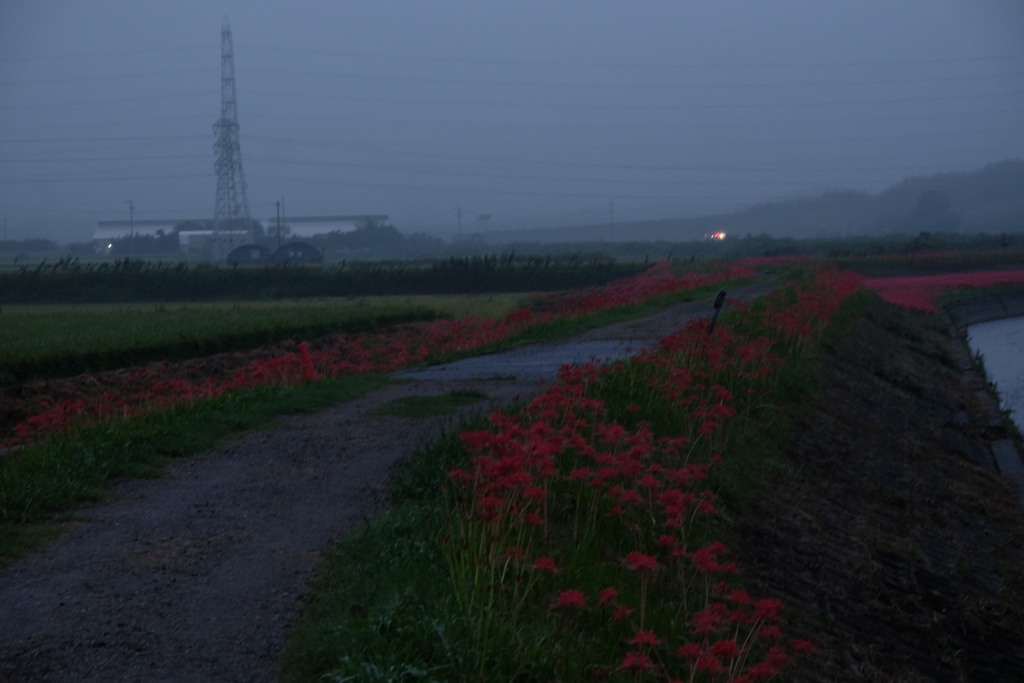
[967,316,1024,430]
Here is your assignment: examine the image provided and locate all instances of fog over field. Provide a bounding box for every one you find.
[1,1,1023,244]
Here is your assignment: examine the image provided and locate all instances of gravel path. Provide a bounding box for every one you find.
[0,289,750,682]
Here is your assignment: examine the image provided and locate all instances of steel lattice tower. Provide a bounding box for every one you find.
[212,17,251,259]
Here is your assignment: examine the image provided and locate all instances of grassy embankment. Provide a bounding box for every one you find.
[281,267,861,681]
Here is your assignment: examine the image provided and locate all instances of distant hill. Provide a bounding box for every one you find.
[476,159,1024,243]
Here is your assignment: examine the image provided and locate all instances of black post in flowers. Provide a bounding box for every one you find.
[708,289,727,336]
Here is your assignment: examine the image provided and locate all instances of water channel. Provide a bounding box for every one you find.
[967,316,1024,430]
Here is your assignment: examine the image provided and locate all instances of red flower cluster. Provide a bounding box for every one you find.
[2,262,748,451]
[443,268,855,679]
[863,269,1024,312]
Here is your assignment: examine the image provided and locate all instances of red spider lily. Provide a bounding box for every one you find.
[677,642,701,659]
[753,597,785,620]
[792,639,815,653]
[504,546,525,561]
[522,485,547,501]
[863,269,1024,312]
[597,587,619,606]
[430,265,861,679]
[690,541,728,572]
[477,495,502,510]
[623,551,659,572]
[620,651,653,672]
[692,602,729,634]
[6,261,751,449]
[629,629,662,647]
[696,653,723,674]
[611,605,633,622]
[533,556,558,573]
[554,589,587,609]
[711,639,741,660]
[298,341,317,381]
[655,534,677,548]
[638,473,661,489]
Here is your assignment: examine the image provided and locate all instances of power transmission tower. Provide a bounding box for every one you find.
[212,17,251,261]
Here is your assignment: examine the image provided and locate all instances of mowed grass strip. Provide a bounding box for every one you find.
[0,294,526,381]
[369,390,490,418]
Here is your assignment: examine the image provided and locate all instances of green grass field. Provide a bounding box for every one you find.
[0,293,526,381]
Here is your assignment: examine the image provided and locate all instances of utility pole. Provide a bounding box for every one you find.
[609,200,614,241]
[126,199,134,256]
[276,200,282,248]
[456,205,463,239]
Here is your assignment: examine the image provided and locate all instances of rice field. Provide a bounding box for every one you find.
[0,293,527,380]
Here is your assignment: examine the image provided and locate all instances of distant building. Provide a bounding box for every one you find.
[226,243,273,265]
[273,242,323,264]
[267,214,388,240]
[94,214,388,255]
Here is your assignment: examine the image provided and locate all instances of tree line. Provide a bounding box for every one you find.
[0,254,644,304]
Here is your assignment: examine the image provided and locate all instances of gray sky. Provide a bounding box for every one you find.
[2,1,1023,243]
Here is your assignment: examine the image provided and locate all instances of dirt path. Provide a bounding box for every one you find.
[0,378,524,682]
[0,290,746,682]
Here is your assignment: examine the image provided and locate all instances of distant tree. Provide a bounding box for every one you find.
[324,220,405,250]
[403,232,446,254]
[356,217,384,231]
[0,238,57,253]
[155,229,179,253]
[245,218,265,240]
[173,220,211,233]
[905,190,960,233]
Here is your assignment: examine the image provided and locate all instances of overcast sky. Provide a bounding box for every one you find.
[2,1,1023,243]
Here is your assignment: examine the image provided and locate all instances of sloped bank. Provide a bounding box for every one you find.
[734,295,1024,681]
[945,290,1024,330]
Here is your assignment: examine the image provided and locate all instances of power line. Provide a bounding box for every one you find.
[0,91,216,112]
[242,151,1022,182]
[241,64,1023,91]
[243,167,1005,202]
[241,43,1024,71]
[0,68,216,88]
[0,154,209,164]
[5,84,1015,116]
[0,172,210,184]
[241,103,1024,132]
[239,87,1024,112]
[245,131,1022,159]
[9,40,1020,71]
[2,46,200,64]
[0,134,208,144]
